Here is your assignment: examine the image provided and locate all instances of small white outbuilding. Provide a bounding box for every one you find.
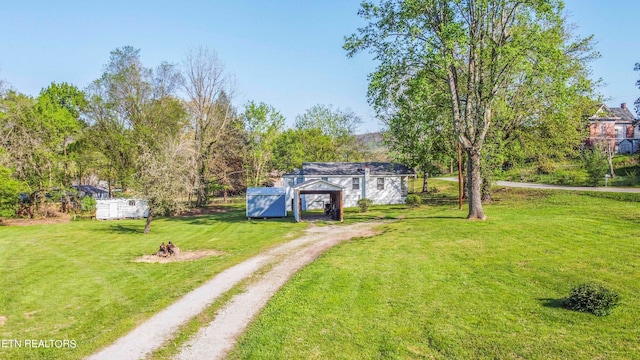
[96,199,149,220]
[246,187,287,219]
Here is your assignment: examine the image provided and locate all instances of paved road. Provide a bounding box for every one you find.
[438,177,640,193]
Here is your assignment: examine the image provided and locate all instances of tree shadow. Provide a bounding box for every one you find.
[164,209,297,226]
[539,297,566,309]
[108,224,144,234]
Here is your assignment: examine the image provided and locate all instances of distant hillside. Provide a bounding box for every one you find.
[357,132,389,161]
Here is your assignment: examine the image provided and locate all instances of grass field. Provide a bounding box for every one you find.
[230,182,640,359]
[0,206,306,360]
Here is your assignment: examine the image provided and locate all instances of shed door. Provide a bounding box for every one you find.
[109,202,118,219]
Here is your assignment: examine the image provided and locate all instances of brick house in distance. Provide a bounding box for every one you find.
[586,103,638,154]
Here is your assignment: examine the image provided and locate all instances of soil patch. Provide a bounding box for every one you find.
[134,250,225,263]
[0,214,71,226]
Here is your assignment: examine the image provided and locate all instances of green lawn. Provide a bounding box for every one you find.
[0,207,305,360]
[230,182,640,359]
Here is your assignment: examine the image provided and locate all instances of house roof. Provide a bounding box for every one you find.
[73,185,109,195]
[284,162,415,176]
[590,104,636,122]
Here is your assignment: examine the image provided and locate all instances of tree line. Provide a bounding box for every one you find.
[0,46,365,231]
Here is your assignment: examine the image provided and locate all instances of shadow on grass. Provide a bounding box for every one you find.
[108,224,144,234]
[539,297,567,309]
[164,209,297,226]
[403,215,468,220]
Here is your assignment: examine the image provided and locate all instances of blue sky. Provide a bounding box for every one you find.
[1,1,639,133]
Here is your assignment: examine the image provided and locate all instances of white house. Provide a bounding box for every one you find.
[282,162,415,211]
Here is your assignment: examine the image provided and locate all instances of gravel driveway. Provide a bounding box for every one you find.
[88,222,381,360]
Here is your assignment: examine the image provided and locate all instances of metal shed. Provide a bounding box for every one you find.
[246,187,287,219]
[96,199,149,220]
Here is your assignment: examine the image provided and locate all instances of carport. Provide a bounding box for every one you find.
[292,179,343,222]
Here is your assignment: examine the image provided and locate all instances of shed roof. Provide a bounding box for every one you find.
[246,187,286,196]
[284,162,414,176]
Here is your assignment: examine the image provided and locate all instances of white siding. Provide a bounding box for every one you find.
[96,199,149,220]
[365,176,404,205]
[283,175,408,210]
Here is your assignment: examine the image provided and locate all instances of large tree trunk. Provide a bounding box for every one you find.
[143,209,153,234]
[466,150,486,220]
[422,172,429,193]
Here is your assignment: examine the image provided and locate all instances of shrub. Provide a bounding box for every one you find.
[82,196,97,212]
[564,283,620,316]
[582,148,608,187]
[0,166,28,218]
[536,157,556,175]
[357,198,373,212]
[405,194,422,208]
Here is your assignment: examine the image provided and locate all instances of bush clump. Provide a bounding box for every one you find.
[357,198,373,212]
[82,196,97,212]
[405,194,422,208]
[564,282,620,316]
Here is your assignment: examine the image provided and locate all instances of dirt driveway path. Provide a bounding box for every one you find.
[88,222,381,360]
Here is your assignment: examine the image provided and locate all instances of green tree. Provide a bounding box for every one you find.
[370,68,456,192]
[272,128,341,172]
[0,166,28,218]
[583,146,608,186]
[85,46,191,232]
[346,0,595,220]
[1,86,86,214]
[35,82,88,210]
[295,104,363,162]
[271,104,366,172]
[243,101,284,187]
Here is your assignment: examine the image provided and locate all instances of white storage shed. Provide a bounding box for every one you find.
[246,187,287,219]
[96,199,149,220]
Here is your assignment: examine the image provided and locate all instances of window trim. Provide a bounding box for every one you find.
[377,177,385,190]
[352,177,360,190]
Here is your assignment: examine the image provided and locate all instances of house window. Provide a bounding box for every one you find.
[600,124,606,135]
[352,178,360,190]
[128,200,136,206]
[377,178,385,190]
[321,177,328,181]
[287,179,294,187]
